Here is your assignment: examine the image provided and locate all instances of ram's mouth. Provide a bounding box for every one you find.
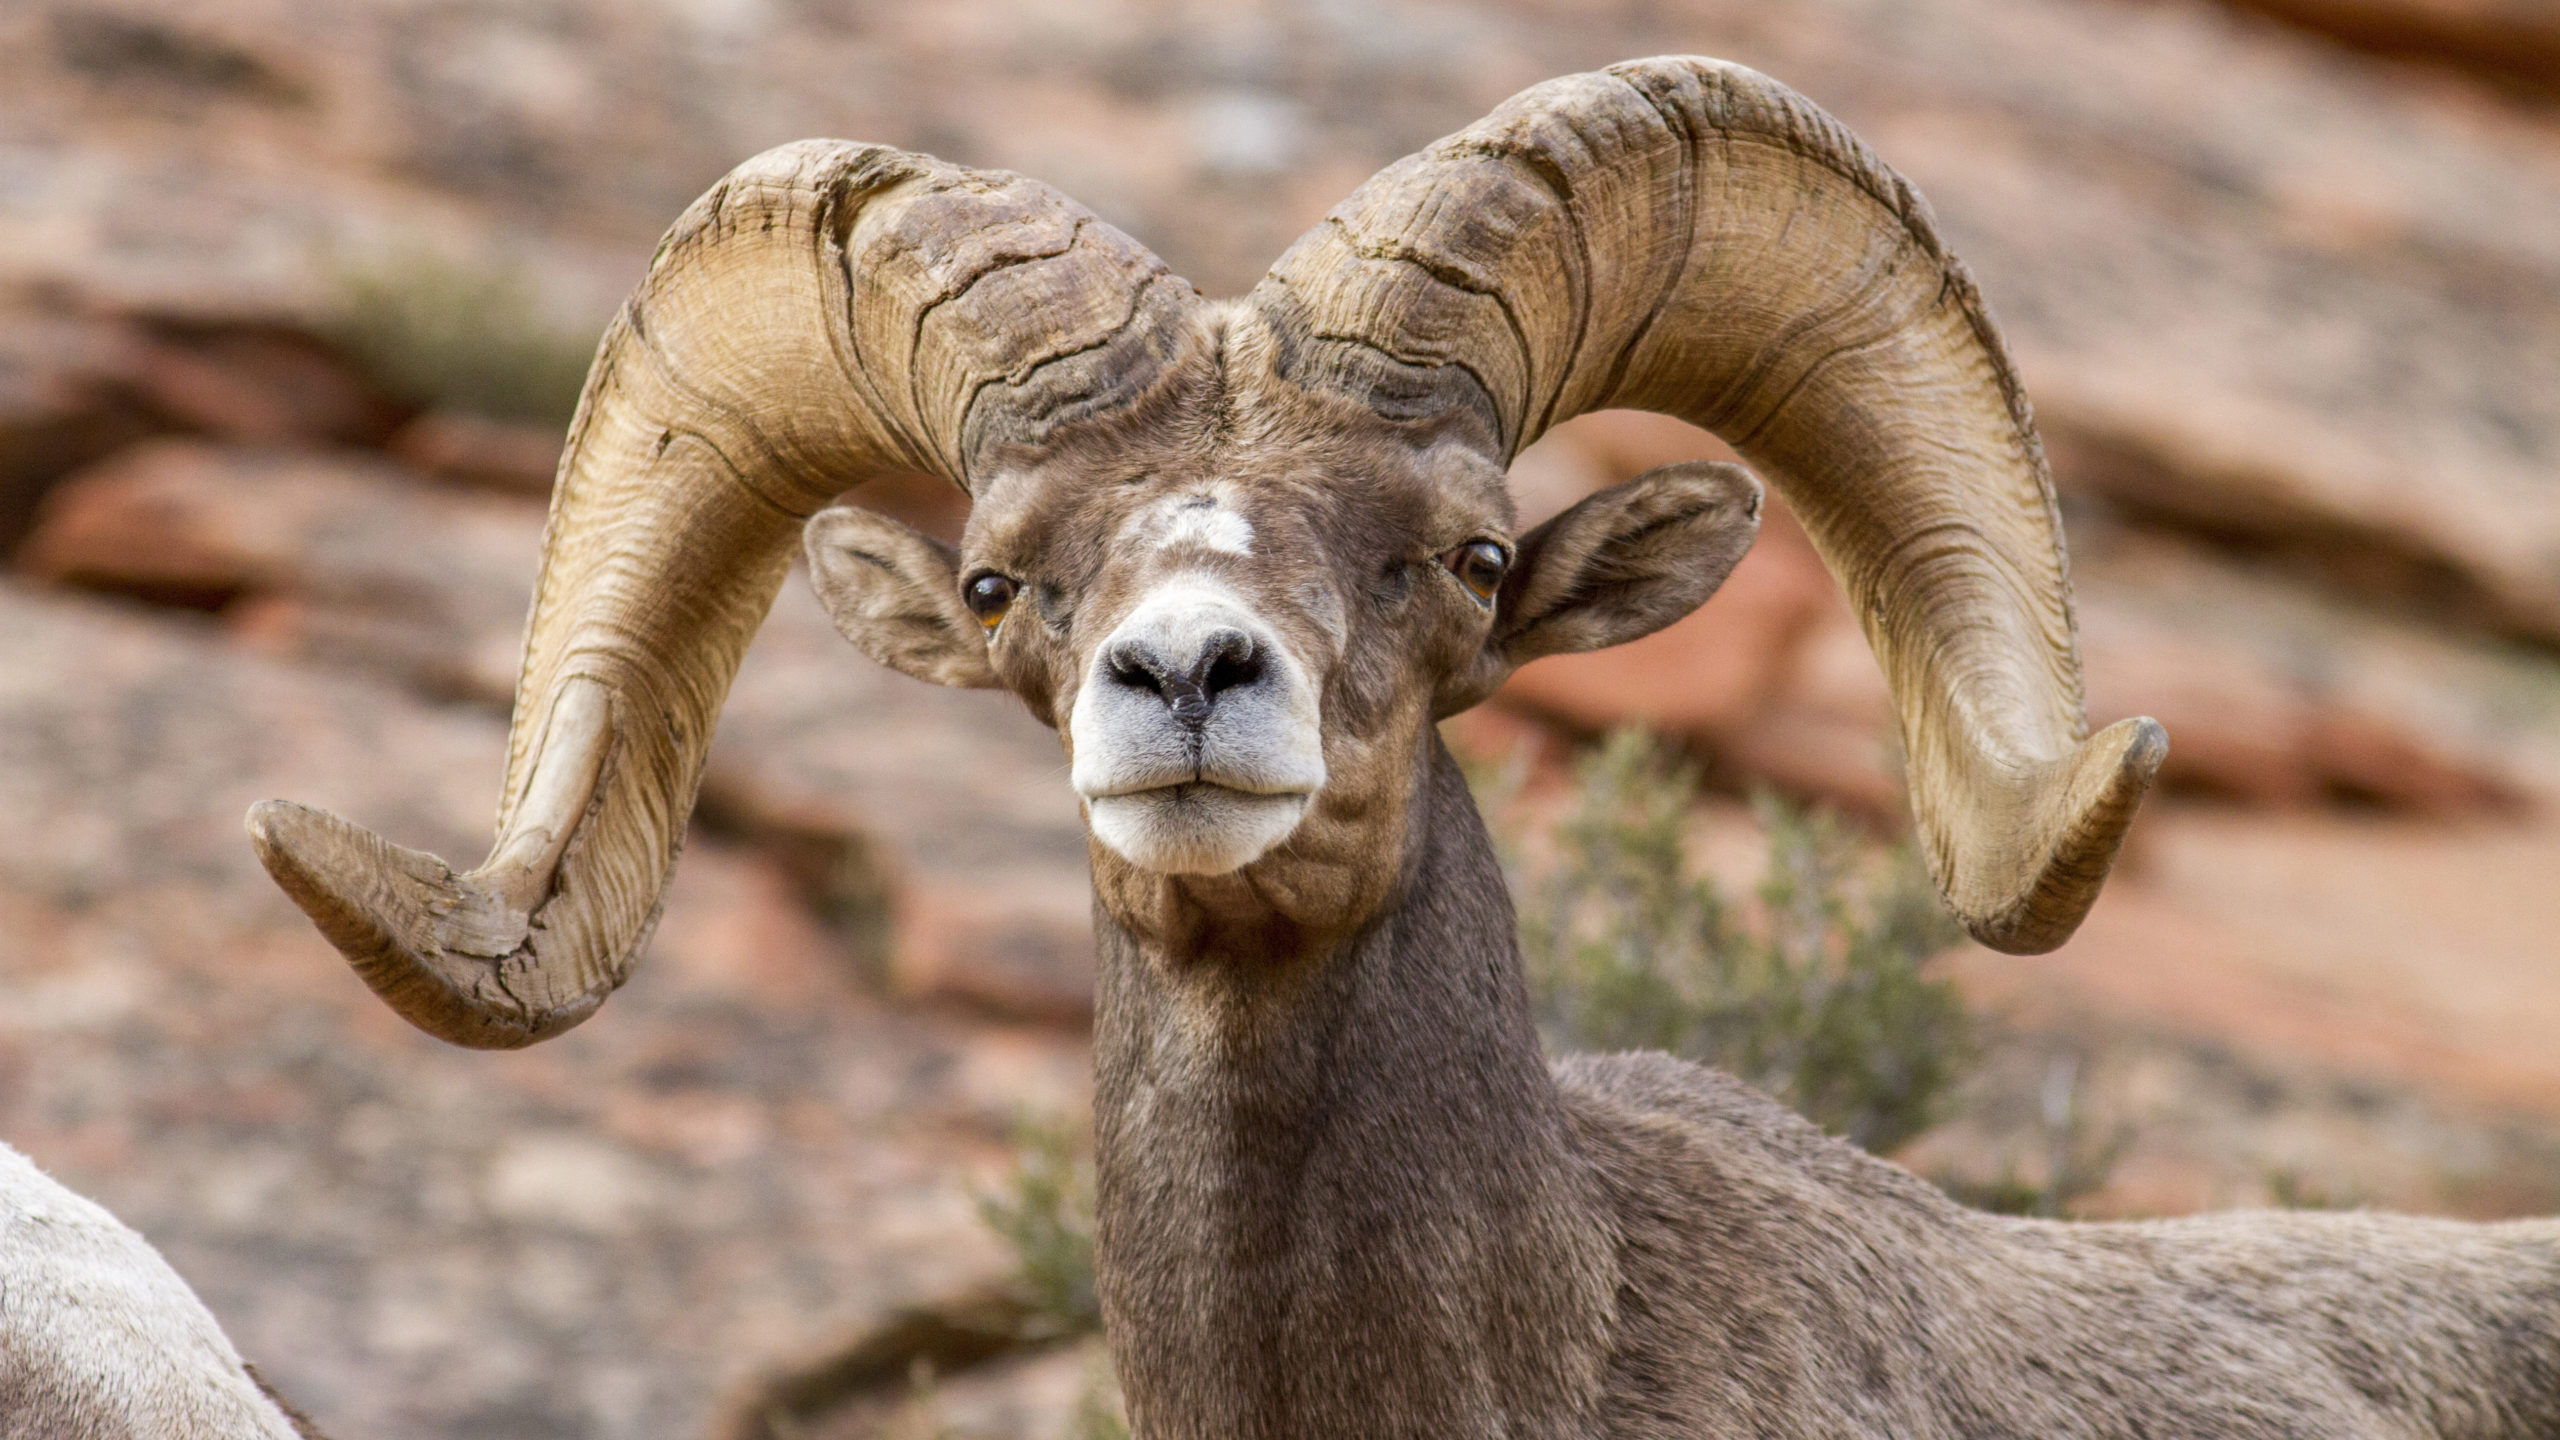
[1083,783,1313,875]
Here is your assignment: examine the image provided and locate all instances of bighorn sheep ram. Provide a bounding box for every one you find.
[5,53,2519,1439]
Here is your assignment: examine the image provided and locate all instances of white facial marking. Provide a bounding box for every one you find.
[1162,503,1253,556]
[1120,491,1254,558]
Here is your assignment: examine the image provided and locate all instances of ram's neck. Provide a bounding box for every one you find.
[1089,738,1616,1440]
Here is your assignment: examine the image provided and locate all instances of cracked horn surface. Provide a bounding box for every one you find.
[248,140,1195,1047]
[1252,56,2165,953]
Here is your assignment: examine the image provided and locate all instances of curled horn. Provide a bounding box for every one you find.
[248,142,1193,1046]
[1254,57,2165,954]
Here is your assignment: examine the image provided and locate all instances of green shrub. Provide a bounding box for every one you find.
[1514,728,1973,1155]
[980,1117,1129,1436]
[977,1114,1102,1339]
[329,250,597,425]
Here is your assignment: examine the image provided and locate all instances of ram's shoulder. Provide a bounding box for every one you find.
[1552,1050,1827,1159]
[1552,1051,1968,1232]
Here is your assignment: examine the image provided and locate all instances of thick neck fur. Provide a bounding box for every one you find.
[1090,737,1614,1439]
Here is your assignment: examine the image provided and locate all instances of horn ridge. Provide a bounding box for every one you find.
[1253,55,2161,952]
[250,140,1190,1046]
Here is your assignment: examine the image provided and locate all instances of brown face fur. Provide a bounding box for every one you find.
[807,307,1762,967]
[984,402,1514,959]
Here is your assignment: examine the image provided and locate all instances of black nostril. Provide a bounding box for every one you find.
[1196,631,1263,700]
[1106,642,1168,697]
[1162,631,1257,729]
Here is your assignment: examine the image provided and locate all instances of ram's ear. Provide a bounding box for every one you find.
[1496,461,1762,665]
[805,505,1000,689]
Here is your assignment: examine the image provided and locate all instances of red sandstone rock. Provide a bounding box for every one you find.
[386,411,563,497]
[1494,413,1831,744]
[1499,502,1837,748]
[121,316,411,448]
[2075,531,2553,813]
[0,294,408,557]
[2212,0,2560,91]
[707,579,1097,1026]
[16,438,540,697]
[1946,806,2560,1121]
[0,302,158,553]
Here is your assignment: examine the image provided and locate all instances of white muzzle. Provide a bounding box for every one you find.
[1068,577,1326,874]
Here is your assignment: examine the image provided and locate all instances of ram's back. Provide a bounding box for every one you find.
[1556,1051,2560,1440]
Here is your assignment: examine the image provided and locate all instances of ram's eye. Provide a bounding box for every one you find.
[962,573,1017,631]
[1441,540,1509,605]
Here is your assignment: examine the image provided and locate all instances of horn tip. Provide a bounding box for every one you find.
[2097,714,2171,784]
[243,798,565,1051]
[1961,716,2168,957]
[243,797,405,935]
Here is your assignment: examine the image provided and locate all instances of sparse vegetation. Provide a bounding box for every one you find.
[977,1114,1102,1340]
[1936,1051,2134,1218]
[979,1115,1128,1437]
[1067,1352,1132,1440]
[2265,1166,2363,1212]
[329,249,597,425]
[1511,729,1974,1155]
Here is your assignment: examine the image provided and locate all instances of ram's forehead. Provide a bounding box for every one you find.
[1116,487,1256,556]
[959,424,1513,573]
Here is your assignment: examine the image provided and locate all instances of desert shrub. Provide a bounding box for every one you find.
[1935,1051,2133,1217]
[977,1114,1101,1339]
[1514,728,1973,1155]
[329,250,596,425]
[980,1116,1128,1436]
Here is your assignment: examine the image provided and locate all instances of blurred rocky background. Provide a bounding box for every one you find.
[3,0,2559,1435]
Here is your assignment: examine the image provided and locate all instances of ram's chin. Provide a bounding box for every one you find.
[1086,785,1312,875]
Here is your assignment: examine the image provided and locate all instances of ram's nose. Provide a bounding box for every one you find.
[1101,628,1267,728]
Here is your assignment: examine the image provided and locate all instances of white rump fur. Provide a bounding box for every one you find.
[0,1141,304,1439]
